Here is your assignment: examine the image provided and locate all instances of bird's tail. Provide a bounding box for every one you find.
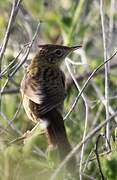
[40,108,76,172]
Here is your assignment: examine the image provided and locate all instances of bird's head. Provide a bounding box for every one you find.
[33,44,82,67]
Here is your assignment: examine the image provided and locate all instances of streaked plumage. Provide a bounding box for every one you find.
[21,67,66,117]
[20,44,81,171]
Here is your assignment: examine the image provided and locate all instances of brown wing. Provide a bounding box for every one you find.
[21,73,44,104]
[21,69,66,115]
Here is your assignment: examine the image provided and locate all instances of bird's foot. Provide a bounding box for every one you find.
[23,122,45,144]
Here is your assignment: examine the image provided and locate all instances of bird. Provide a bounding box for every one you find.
[20,44,82,171]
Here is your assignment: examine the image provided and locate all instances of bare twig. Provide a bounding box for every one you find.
[0,79,9,94]
[82,150,111,168]
[0,43,29,79]
[83,148,94,172]
[0,109,21,135]
[94,134,112,179]
[1,88,20,95]
[74,148,111,170]
[108,0,115,52]
[94,135,105,180]
[66,62,117,92]
[51,112,117,180]
[100,0,110,144]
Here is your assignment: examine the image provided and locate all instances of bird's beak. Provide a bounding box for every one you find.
[64,45,82,57]
[70,45,82,52]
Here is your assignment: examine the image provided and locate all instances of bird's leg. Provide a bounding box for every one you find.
[9,122,46,145]
[23,122,45,143]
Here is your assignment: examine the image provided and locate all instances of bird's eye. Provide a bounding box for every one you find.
[55,49,63,56]
[48,57,54,63]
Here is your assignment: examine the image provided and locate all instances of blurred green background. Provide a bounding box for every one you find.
[0,0,117,179]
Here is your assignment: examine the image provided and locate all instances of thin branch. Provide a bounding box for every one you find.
[94,135,105,180]
[100,0,110,144]
[108,0,115,52]
[0,79,9,94]
[0,43,29,79]
[94,134,111,179]
[1,88,20,95]
[83,148,94,172]
[75,148,111,171]
[51,112,117,180]
[66,62,117,92]
[0,108,22,135]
